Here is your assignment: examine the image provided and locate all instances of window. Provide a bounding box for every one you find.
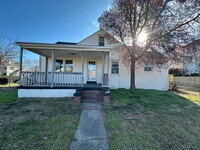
[55,60,64,72]
[111,61,119,74]
[65,60,73,73]
[144,64,152,71]
[99,36,105,46]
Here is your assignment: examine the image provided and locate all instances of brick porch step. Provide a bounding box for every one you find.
[81,90,103,103]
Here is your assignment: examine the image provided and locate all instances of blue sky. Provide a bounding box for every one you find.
[0,0,112,60]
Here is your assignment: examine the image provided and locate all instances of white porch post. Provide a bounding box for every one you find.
[39,56,42,71]
[45,57,48,84]
[107,51,110,86]
[102,51,105,86]
[19,47,23,86]
[51,50,55,87]
[82,51,84,87]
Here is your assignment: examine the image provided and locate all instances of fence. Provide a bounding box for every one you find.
[173,76,200,88]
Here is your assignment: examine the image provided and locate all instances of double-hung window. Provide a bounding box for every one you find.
[65,60,73,73]
[111,61,119,74]
[99,36,105,46]
[55,60,64,72]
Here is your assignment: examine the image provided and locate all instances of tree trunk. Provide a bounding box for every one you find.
[130,55,136,89]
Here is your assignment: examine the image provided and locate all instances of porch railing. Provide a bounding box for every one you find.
[20,71,83,87]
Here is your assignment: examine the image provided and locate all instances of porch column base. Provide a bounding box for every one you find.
[73,90,82,103]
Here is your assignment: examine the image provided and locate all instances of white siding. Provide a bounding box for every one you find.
[78,30,109,46]
[40,51,169,90]
[108,49,169,90]
[135,67,169,90]
[41,57,105,84]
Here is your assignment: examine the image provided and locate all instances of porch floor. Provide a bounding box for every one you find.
[83,84,102,88]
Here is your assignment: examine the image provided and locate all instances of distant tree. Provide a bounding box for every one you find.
[99,0,200,89]
[0,36,18,75]
[24,59,39,71]
[169,68,185,76]
[182,40,200,74]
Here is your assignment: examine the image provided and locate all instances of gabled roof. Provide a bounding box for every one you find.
[78,29,102,44]
[78,28,120,45]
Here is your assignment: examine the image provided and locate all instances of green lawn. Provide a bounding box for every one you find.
[103,89,200,150]
[0,88,18,103]
[0,95,81,150]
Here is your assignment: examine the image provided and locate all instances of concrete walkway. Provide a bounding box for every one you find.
[70,103,108,150]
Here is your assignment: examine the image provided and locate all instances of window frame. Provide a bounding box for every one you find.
[65,60,73,73]
[111,61,119,74]
[55,59,64,72]
[99,36,105,46]
[144,64,152,72]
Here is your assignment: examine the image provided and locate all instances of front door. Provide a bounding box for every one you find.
[88,61,96,81]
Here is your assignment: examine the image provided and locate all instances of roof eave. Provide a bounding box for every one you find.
[16,42,112,51]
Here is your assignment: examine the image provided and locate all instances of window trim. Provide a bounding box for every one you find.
[65,59,73,73]
[144,64,152,72]
[111,61,119,75]
[55,59,64,72]
[87,59,97,81]
[55,59,74,72]
[99,36,105,46]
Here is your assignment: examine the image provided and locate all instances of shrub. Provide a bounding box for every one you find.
[169,68,185,76]
[190,73,200,76]
[171,83,178,91]
[0,76,19,83]
[0,78,8,85]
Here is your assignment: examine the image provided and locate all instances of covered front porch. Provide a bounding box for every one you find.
[17,42,111,88]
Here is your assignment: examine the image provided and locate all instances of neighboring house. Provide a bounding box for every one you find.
[182,39,200,75]
[0,60,19,76]
[16,29,169,98]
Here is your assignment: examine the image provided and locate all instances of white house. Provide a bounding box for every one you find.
[16,29,169,98]
[182,39,200,75]
[0,60,20,76]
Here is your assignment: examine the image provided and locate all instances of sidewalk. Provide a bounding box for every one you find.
[70,103,108,150]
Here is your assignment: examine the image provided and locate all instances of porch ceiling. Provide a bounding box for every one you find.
[16,42,111,58]
[32,49,108,58]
